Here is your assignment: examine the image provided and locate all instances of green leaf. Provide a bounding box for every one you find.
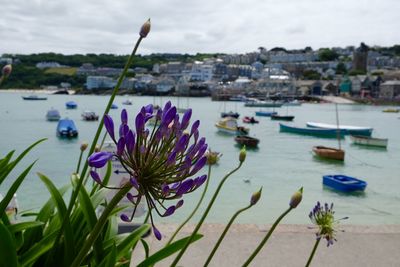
[0,150,15,176]
[0,161,36,214]
[140,239,150,259]
[137,234,203,267]
[8,221,44,233]
[116,224,151,260]
[19,230,58,266]
[0,138,46,184]
[38,173,74,264]
[97,243,117,267]
[0,222,18,267]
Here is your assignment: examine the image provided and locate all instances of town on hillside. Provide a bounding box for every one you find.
[1,43,400,103]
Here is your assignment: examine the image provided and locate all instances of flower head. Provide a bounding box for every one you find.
[139,19,151,38]
[250,187,262,206]
[88,102,208,240]
[289,187,303,208]
[309,202,348,247]
[2,64,12,77]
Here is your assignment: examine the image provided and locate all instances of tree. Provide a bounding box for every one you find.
[302,69,321,80]
[318,48,339,61]
[335,62,347,75]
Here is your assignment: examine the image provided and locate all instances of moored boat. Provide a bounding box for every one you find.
[57,119,78,138]
[235,135,259,148]
[245,99,283,108]
[271,115,295,121]
[65,101,78,109]
[350,135,388,148]
[323,174,367,192]
[279,123,345,138]
[282,100,302,106]
[382,108,399,113]
[81,110,99,121]
[313,146,345,161]
[46,108,61,121]
[221,111,240,119]
[242,116,259,124]
[255,111,277,117]
[122,99,132,105]
[306,122,373,136]
[22,95,47,100]
[215,117,249,135]
[111,103,118,109]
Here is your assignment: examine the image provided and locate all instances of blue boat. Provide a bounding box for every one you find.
[323,175,367,192]
[255,111,277,117]
[66,101,78,109]
[111,103,118,109]
[279,123,345,138]
[57,119,78,138]
[306,122,373,137]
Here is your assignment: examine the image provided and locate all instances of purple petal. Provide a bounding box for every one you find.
[156,108,162,120]
[103,115,115,141]
[90,170,102,184]
[88,151,113,168]
[130,177,139,189]
[161,107,177,128]
[162,183,170,196]
[180,109,192,130]
[190,120,200,135]
[176,179,194,195]
[125,130,136,154]
[117,137,125,156]
[176,199,184,209]
[170,182,180,190]
[163,206,176,217]
[175,134,189,153]
[119,124,129,138]
[144,104,153,114]
[190,156,207,176]
[163,101,171,114]
[193,130,199,143]
[135,112,145,133]
[196,144,208,159]
[153,226,162,240]
[121,109,128,124]
[195,175,207,187]
[120,214,130,222]
[127,193,136,202]
[166,151,177,166]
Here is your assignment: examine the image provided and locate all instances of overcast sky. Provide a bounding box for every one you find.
[1,0,399,55]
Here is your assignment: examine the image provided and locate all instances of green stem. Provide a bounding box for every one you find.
[204,204,252,267]
[166,164,212,246]
[76,150,84,174]
[242,207,293,267]
[170,162,243,267]
[71,185,132,267]
[305,237,321,267]
[53,35,144,263]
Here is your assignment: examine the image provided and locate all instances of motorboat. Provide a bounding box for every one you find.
[242,116,259,124]
[221,111,240,119]
[235,135,259,148]
[350,135,388,148]
[122,99,132,105]
[111,103,118,109]
[57,119,78,138]
[22,95,47,100]
[271,115,295,121]
[66,101,78,109]
[323,175,367,192]
[215,117,249,135]
[255,111,277,117]
[46,108,61,121]
[81,110,99,121]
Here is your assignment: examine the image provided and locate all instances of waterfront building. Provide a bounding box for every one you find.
[189,61,213,81]
[86,76,117,90]
[379,80,400,99]
[339,76,352,94]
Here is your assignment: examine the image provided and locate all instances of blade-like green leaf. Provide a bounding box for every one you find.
[0,138,46,184]
[8,221,44,233]
[116,224,151,260]
[97,243,117,267]
[137,234,203,267]
[19,230,58,267]
[38,173,74,264]
[140,239,150,259]
[0,161,36,214]
[0,222,18,267]
[0,150,15,176]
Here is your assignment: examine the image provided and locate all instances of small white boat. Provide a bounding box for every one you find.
[350,135,388,148]
[282,100,302,106]
[215,117,249,135]
[122,99,132,105]
[306,122,373,136]
[46,108,61,121]
[81,110,99,121]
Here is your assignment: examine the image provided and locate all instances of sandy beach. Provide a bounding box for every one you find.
[131,223,400,267]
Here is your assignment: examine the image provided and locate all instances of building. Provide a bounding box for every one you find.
[352,43,368,72]
[189,61,213,81]
[379,80,400,99]
[86,76,116,90]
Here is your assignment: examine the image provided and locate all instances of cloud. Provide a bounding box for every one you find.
[0,0,399,55]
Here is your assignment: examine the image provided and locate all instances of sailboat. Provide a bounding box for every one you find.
[271,103,295,121]
[312,104,345,161]
[220,100,240,118]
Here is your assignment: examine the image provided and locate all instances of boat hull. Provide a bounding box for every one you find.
[271,115,295,121]
[245,102,283,108]
[235,136,259,147]
[22,96,47,100]
[279,123,345,138]
[255,111,277,117]
[350,135,388,148]
[306,122,373,136]
[323,175,367,192]
[313,146,345,161]
[221,112,240,119]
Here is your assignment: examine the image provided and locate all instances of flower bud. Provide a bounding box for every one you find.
[94,145,101,152]
[139,19,151,38]
[2,64,12,77]
[289,187,303,208]
[80,142,88,152]
[250,186,262,206]
[239,146,246,163]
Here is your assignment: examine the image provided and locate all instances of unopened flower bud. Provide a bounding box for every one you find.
[289,187,303,208]
[250,186,262,205]
[80,142,88,152]
[2,64,12,77]
[139,19,151,38]
[94,145,101,152]
[239,146,246,163]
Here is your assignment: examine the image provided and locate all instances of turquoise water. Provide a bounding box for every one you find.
[1,92,399,225]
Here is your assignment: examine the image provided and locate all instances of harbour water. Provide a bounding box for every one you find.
[1,92,399,225]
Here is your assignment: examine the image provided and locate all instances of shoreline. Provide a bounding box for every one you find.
[131,223,400,266]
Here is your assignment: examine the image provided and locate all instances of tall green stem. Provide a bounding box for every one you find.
[204,204,252,267]
[75,150,84,174]
[71,185,132,267]
[170,162,243,267]
[305,237,321,267]
[242,207,293,267]
[166,164,212,246]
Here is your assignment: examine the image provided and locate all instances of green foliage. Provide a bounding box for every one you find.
[302,69,321,80]
[349,69,367,76]
[318,48,339,61]
[336,62,347,75]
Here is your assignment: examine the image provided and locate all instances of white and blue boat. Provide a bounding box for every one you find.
[323,175,367,192]
[306,122,373,136]
[66,101,78,109]
[57,119,78,138]
[255,111,277,117]
[46,108,61,121]
[111,103,118,109]
[279,123,345,138]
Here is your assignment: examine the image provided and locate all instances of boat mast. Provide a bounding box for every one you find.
[335,103,341,150]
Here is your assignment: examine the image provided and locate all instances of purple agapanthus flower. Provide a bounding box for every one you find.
[88,102,208,240]
[309,202,348,247]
